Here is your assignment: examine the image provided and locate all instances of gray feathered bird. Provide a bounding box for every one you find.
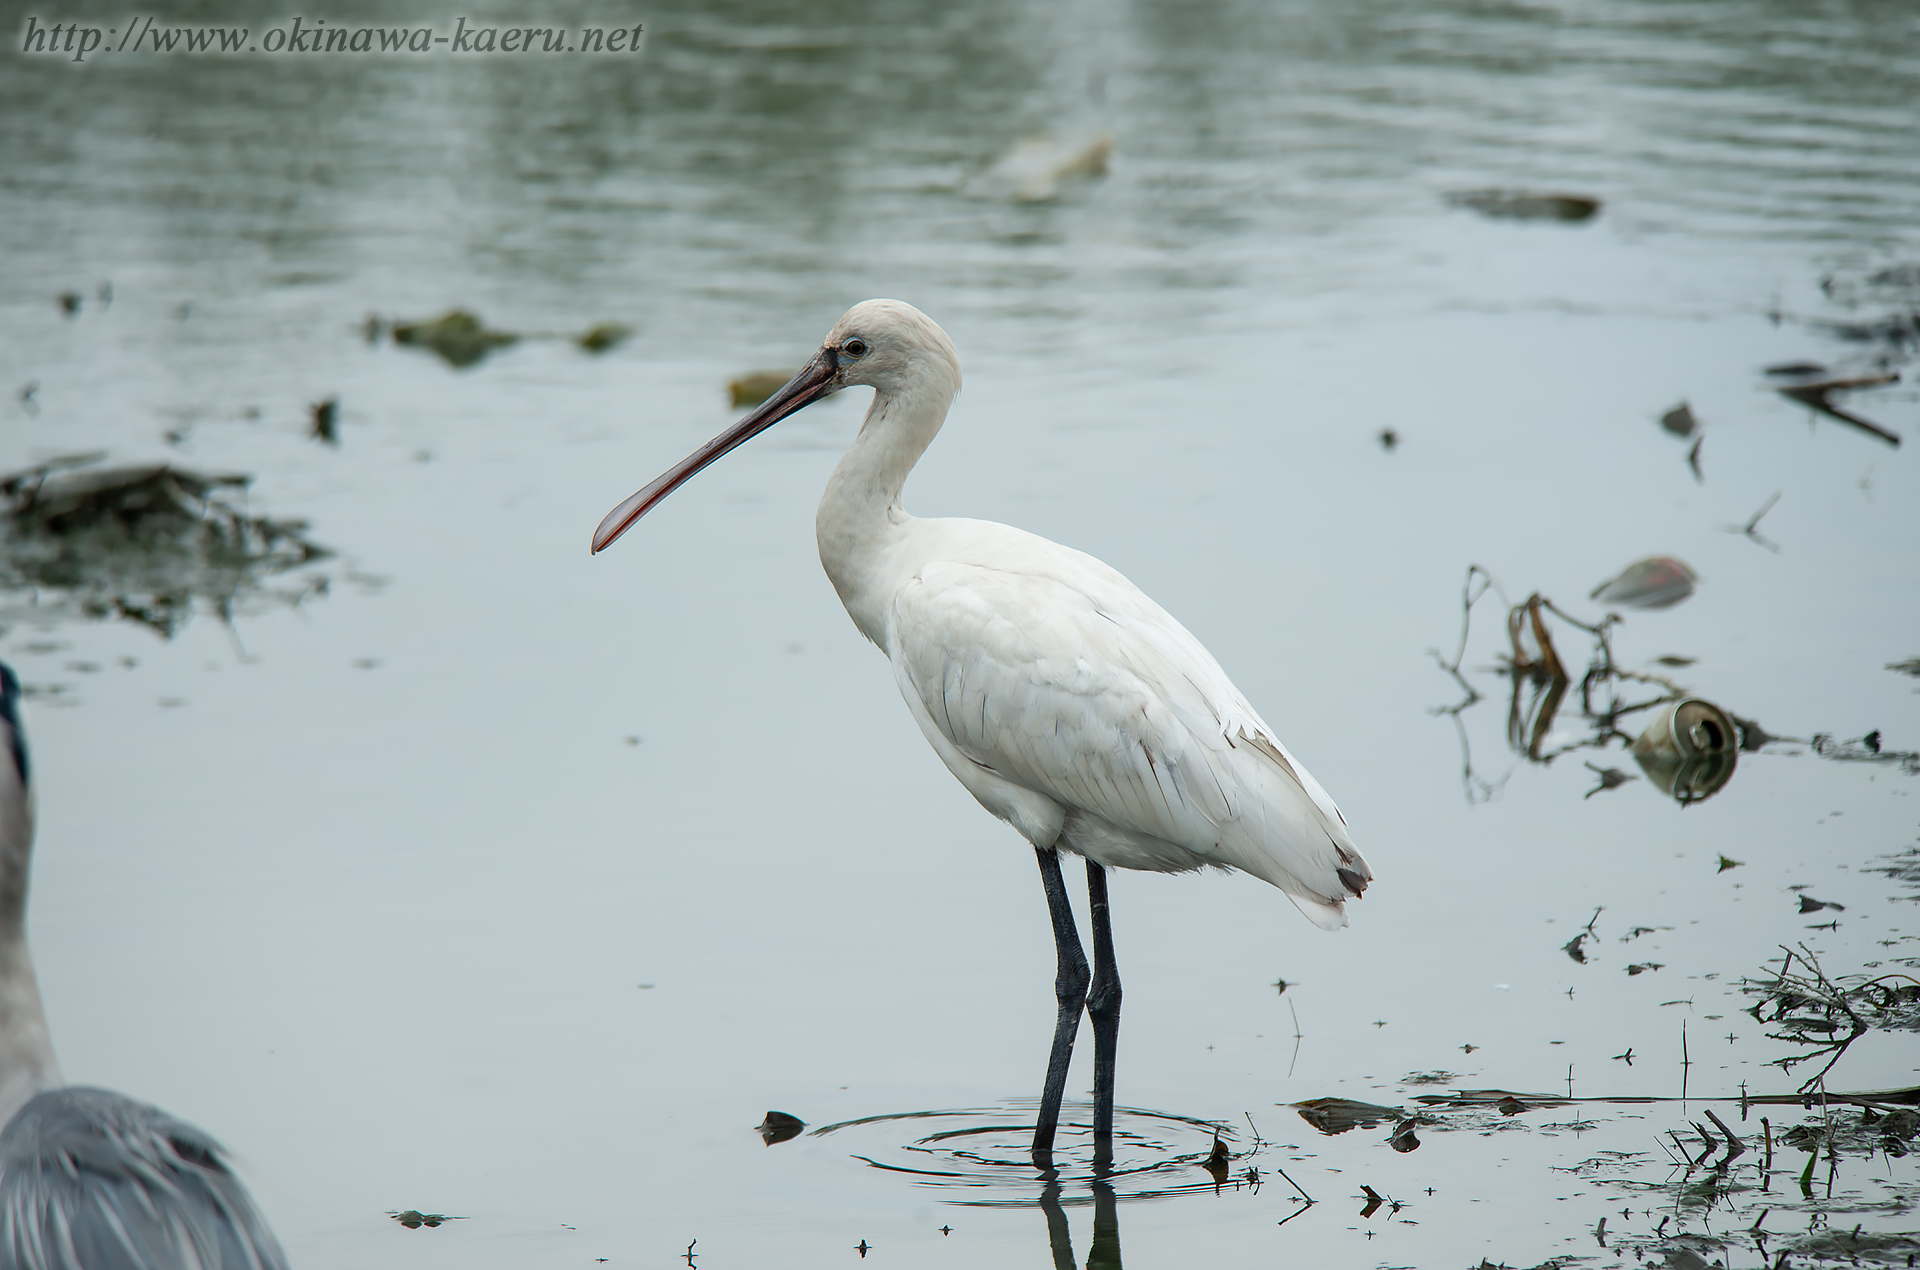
[0,663,287,1270]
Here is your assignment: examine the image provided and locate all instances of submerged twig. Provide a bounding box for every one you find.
[1717,491,1784,552]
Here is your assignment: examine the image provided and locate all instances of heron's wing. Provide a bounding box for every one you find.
[0,1087,288,1270]
[888,541,1369,927]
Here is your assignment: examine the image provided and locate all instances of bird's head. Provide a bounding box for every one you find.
[590,299,959,554]
[822,299,961,402]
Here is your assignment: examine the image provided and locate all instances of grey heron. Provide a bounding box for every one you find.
[0,663,288,1270]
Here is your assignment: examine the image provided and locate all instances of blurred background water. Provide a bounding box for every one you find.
[2,0,1917,1265]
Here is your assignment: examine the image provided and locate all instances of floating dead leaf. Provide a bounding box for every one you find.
[0,456,331,639]
[1654,655,1696,667]
[1497,1096,1530,1116]
[1445,189,1601,222]
[1659,402,1698,438]
[1627,963,1664,975]
[1201,1134,1231,1183]
[966,132,1113,202]
[729,370,797,409]
[1797,895,1845,914]
[577,322,631,354]
[1388,1118,1421,1152]
[310,396,339,446]
[391,309,520,369]
[756,1110,806,1146]
[1358,1184,1386,1217]
[1292,1098,1404,1135]
[388,1210,464,1229]
[1590,556,1697,610]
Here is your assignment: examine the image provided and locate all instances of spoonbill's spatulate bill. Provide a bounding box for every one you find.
[0,664,289,1270]
[593,300,1371,1167]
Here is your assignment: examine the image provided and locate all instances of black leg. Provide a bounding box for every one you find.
[1085,859,1121,1166]
[1032,846,1089,1166]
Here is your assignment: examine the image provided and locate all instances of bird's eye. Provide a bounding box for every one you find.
[842,338,869,358]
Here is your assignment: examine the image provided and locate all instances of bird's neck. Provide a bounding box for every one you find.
[0,785,61,1126]
[816,380,951,647]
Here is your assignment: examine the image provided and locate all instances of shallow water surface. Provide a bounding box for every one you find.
[2,0,1917,1265]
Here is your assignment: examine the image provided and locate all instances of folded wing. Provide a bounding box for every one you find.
[887,528,1369,928]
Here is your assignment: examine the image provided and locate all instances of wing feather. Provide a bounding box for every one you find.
[0,1088,287,1270]
[886,530,1370,926]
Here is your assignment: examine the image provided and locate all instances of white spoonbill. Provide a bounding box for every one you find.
[0,664,288,1269]
[592,300,1370,1166]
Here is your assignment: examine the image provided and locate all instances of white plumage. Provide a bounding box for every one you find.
[592,298,1370,1161]
[882,519,1366,928]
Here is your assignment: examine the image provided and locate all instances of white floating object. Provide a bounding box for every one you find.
[1590,556,1697,610]
[966,132,1113,203]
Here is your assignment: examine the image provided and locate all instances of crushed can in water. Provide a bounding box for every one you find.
[1631,698,1738,805]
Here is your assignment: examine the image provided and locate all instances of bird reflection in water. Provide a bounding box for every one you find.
[1039,1173,1122,1270]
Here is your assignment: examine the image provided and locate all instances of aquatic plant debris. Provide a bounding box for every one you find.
[310,395,339,446]
[1776,372,1902,447]
[756,1111,806,1146]
[1430,566,1736,803]
[576,322,631,354]
[1201,1134,1231,1183]
[1583,763,1636,798]
[1743,944,1920,1090]
[383,310,630,368]
[1291,1098,1407,1135]
[387,1210,465,1229]
[1810,731,1920,774]
[1590,557,1698,610]
[390,309,519,368]
[0,455,331,639]
[1659,402,1698,438]
[1444,189,1601,221]
[729,370,797,409]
